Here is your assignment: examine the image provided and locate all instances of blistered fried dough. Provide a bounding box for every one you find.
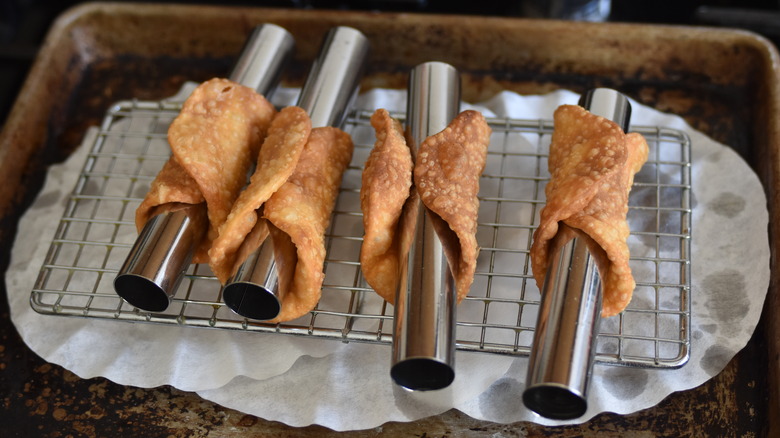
[208,106,312,282]
[360,109,414,303]
[135,157,210,237]
[263,127,354,322]
[135,78,276,262]
[414,110,491,303]
[136,157,204,221]
[530,104,649,317]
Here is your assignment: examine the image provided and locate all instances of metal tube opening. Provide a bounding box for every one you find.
[390,358,456,391]
[222,283,281,321]
[522,383,587,420]
[223,235,283,320]
[113,275,173,313]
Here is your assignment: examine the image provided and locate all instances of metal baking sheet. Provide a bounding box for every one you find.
[2,3,776,435]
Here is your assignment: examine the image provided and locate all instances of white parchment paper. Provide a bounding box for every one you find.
[6,89,770,430]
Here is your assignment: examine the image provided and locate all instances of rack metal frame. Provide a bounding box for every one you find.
[30,98,692,369]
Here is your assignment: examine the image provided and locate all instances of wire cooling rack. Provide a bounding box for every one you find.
[30,96,692,369]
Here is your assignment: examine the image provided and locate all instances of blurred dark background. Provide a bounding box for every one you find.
[3,0,780,128]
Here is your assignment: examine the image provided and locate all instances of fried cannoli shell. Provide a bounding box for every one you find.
[208,106,312,283]
[359,109,414,304]
[135,78,276,262]
[263,127,354,322]
[530,104,649,317]
[136,157,205,221]
[414,110,491,303]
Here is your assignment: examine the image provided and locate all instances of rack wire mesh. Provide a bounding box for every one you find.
[30,95,692,369]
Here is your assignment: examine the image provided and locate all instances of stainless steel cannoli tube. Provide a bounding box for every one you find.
[523,88,632,419]
[391,61,460,391]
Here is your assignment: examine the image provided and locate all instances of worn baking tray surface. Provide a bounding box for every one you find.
[1,3,777,436]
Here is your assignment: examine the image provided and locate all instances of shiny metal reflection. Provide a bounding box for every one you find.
[296,26,370,129]
[523,88,632,419]
[114,208,201,311]
[577,87,631,132]
[224,26,369,320]
[222,234,283,320]
[523,226,603,419]
[391,61,460,391]
[229,23,296,97]
[114,24,295,311]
